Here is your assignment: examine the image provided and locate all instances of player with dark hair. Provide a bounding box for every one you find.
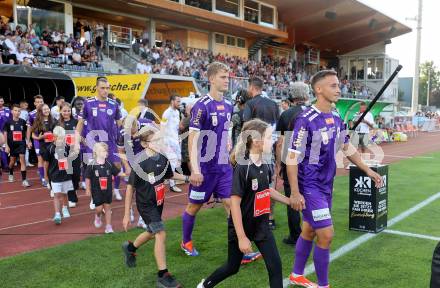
[287,70,383,288]
[76,77,129,202]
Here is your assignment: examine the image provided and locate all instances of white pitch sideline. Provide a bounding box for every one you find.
[282,191,440,287]
[383,229,440,242]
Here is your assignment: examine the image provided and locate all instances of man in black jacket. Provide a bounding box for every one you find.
[243,77,279,125]
[243,77,280,229]
[275,81,310,245]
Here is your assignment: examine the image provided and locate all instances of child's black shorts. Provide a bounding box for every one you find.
[91,190,112,206]
[137,203,164,234]
[9,143,26,157]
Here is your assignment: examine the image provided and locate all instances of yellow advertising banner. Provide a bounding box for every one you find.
[146,81,196,101]
[146,81,197,117]
[73,74,149,113]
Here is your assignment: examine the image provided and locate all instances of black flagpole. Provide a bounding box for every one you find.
[351,65,403,131]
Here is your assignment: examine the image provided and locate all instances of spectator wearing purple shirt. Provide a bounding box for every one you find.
[76,77,128,202]
[286,70,383,288]
[181,62,234,257]
[26,95,45,186]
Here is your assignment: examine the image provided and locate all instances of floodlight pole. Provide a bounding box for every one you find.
[411,0,423,114]
[427,68,430,107]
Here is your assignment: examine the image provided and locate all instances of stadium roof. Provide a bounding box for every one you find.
[262,0,411,54]
[71,0,411,55]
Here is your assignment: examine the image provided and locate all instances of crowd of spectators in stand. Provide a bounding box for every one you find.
[0,16,404,103]
[416,111,439,119]
[133,38,377,100]
[339,79,372,99]
[133,39,313,98]
[0,16,105,72]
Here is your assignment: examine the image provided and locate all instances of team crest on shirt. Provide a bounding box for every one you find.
[95,170,99,177]
[252,178,258,191]
[325,118,334,125]
[92,107,98,117]
[212,115,218,126]
[10,125,14,131]
[107,109,113,116]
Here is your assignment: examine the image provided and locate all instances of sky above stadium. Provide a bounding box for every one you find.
[360,0,439,77]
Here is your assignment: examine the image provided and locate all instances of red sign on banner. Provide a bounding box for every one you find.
[13,131,22,142]
[44,132,54,142]
[66,134,75,145]
[58,158,68,170]
[99,177,108,190]
[155,183,165,206]
[254,189,271,217]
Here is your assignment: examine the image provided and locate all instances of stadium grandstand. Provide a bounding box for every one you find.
[0,0,411,102]
[2,1,440,288]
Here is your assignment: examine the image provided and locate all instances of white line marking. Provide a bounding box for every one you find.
[383,154,435,160]
[0,187,49,195]
[0,176,40,182]
[0,192,187,231]
[0,195,88,210]
[282,191,440,287]
[0,189,187,210]
[383,229,440,241]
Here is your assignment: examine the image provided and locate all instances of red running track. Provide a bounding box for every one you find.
[0,131,439,258]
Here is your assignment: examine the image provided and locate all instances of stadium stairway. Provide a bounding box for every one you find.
[248,37,273,59]
[100,55,132,74]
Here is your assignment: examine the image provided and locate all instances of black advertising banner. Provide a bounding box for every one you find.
[349,165,388,233]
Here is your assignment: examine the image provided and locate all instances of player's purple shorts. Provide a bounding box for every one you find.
[188,170,232,204]
[302,192,333,229]
[33,140,40,155]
